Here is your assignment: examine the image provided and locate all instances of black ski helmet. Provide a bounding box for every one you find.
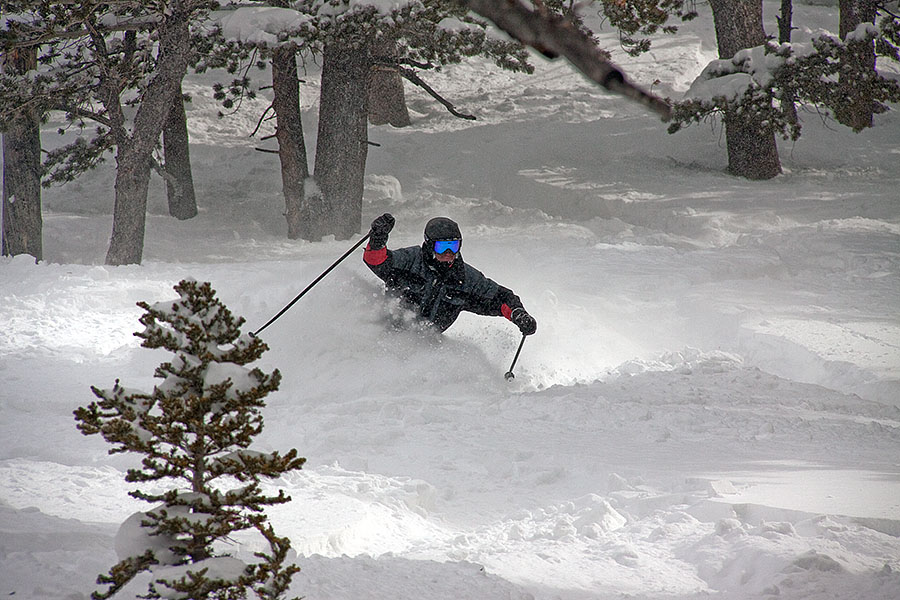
[424,217,462,243]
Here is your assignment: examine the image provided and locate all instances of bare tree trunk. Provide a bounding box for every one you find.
[1,48,42,261]
[104,10,191,265]
[777,0,798,125]
[709,0,782,180]
[837,0,877,130]
[369,40,410,127]
[163,84,198,220]
[271,43,309,239]
[312,42,370,241]
[777,0,794,43]
[106,150,153,264]
[369,65,411,127]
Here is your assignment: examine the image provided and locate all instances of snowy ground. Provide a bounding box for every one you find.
[2,2,899,599]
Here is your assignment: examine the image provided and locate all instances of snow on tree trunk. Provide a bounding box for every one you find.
[709,0,782,180]
[837,0,877,130]
[1,48,42,262]
[162,84,198,221]
[312,42,370,241]
[272,43,310,240]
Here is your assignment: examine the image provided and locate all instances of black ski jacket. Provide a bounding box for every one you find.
[364,243,525,332]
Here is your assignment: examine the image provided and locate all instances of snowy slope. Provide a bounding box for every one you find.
[2,2,900,599]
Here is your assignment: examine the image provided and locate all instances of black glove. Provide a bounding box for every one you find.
[510,307,537,336]
[369,213,395,249]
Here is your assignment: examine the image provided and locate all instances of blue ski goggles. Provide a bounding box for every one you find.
[432,239,461,254]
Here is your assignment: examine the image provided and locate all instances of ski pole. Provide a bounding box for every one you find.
[504,334,527,381]
[251,231,371,338]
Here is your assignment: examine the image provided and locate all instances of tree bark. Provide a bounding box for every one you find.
[709,0,782,180]
[106,150,153,264]
[312,42,370,241]
[1,48,43,261]
[777,0,798,125]
[369,65,411,127]
[837,0,877,130]
[777,0,794,44]
[104,7,192,265]
[162,84,198,220]
[369,40,410,127]
[271,43,310,239]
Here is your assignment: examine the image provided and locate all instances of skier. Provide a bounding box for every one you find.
[363,213,538,335]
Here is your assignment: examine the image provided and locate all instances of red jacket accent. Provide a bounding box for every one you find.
[501,303,513,320]
[364,244,388,266]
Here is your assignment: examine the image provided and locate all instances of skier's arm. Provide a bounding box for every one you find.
[461,266,513,315]
[364,213,395,280]
[464,266,537,335]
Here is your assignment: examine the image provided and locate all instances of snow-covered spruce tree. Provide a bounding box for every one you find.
[74,278,305,600]
[666,2,900,177]
[667,22,900,143]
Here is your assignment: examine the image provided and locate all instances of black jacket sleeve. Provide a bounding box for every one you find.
[462,264,524,317]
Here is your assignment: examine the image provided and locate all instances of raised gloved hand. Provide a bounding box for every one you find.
[510,307,537,336]
[369,213,395,249]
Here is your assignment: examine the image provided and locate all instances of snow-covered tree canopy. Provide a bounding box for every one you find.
[196,1,534,87]
[669,21,900,139]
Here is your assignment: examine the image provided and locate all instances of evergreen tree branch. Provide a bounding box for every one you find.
[91,550,158,600]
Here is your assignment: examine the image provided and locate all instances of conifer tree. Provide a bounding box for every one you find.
[74,278,305,600]
[666,24,900,143]
[663,1,899,176]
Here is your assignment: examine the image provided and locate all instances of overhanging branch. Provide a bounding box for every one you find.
[461,0,672,120]
[395,65,476,121]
